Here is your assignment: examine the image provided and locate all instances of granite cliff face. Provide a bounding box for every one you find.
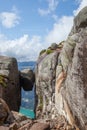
[55,6,87,130]
[35,6,87,130]
[35,43,63,119]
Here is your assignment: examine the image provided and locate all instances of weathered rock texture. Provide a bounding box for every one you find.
[0,56,35,112]
[0,107,70,130]
[36,6,87,130]
[35,43,63,119]
[0,98,14,125]
[55,6,87,130]
[0,56,21,111]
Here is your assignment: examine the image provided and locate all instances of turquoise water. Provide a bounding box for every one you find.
[18,61,36,119]
[19,107,35,119]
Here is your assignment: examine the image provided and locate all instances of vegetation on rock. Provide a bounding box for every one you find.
[40,49,46,55]
[38,95,43,111]
[0,75,7,87]
[39,41,64,56]
[46,49,54,54]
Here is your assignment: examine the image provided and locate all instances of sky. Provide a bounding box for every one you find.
[0,0,87,61]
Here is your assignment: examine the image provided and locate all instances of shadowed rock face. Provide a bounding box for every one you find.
[0,98,14,125]
[20,69,35,91]
[0,56,21,111]
[55,6,87,130]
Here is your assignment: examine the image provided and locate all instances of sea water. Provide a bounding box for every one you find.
[20,107,35,119]
[18,61,36,119]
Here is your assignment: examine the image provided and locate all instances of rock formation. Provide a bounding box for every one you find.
[0,98,14,125]
[0,6,87,130]
[20,68,35,91]
[35,42,63,119]
[55,6,87,130]
[0,56,35,112]
[35,6,87,130]
[0,56,21,111]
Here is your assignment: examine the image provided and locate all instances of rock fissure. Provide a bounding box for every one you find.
[1,6,87,130]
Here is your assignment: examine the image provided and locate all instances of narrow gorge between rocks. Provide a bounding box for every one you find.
[1,6,87,130]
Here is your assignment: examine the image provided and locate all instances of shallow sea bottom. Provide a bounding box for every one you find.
[19,107,35,119]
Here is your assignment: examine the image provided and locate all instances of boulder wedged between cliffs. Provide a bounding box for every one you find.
[19,68,35,91]
[0,56,35,112]
[1,6,87,130]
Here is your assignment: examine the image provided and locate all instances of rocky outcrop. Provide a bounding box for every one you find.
[30,122,50,130]
[35,43,63,119]
[0,56,35,112]
[20,68,35,91]
[1,6,87,130]
[0,102,71,130]
[35,6,87,130]
[55,6,87,130]
[0,98,14,125]
[0,56,21,111]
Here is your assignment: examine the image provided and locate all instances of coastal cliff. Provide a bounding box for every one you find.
[35,6,87,130]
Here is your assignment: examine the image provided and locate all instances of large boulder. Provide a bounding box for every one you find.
[55,6,87,130]
[0,56,21,111]
[20,68,35,91]
[74,6,87,30]
[0,98,14,125]
[50,43,58,50]
[30,122,50,130]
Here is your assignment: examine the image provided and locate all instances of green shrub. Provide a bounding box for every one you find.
[40,49,46,55]
[46,49,53,54]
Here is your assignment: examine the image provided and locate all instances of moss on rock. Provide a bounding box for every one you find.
[46,49,54,54]
[0,75,7,87]
[40,49,46,55]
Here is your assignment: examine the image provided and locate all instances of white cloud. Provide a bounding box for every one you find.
[0,11,20,28]
[0,0,87,62]
[38,8,49,16]
[48,0,58,11]
[0,34,43,61]
[12,6,19,13]
[38,0,58,16]
[52,14,58,21]
[74,0,87,15]
[45,16,73,44]
[45,0,87,45]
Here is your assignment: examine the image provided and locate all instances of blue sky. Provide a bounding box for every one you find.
[0,0,87,61]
